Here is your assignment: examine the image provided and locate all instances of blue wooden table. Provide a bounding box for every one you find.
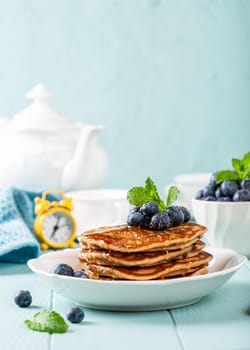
[1,257,250,350]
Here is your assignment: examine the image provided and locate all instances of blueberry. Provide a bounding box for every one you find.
[179,206,191,222]
[195,190,204,200]
[66,307,85,324]
[215,186,222,199]
[127,211,144,226]
[209,172,218,189]
[165,206,184,226]
[241,179,250,191]
[128,207,140,214]
[233,189,250,201]
[73,271,88,278]
[51,263,74,276]
[217,197,232,201]
[140,214,152,228]
[139,201,159,216]
[204,196,216,201]
[202,185,215,198]
[149,212,172,230]
[14,290,32,308]
[221,180,239,197]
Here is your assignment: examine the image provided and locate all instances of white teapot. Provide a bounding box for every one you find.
[0,84,108,191]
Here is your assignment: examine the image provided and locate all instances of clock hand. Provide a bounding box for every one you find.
[58,223,70,229]
[50,216,60,239]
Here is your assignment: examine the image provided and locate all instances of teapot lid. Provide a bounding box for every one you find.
[8,84,72,131]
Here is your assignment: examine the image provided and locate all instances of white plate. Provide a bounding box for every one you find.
[27,247,247,311]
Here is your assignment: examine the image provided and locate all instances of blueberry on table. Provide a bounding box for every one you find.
[233,189,250,201]
[14,290,32,307]
[51,264,74,276]
[150,212,171,230]
[139,201,159,216]
[165,206,184,226]
[66,307,85,323]
[221,180,239,197]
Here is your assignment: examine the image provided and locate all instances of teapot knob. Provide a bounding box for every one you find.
[25,84,53,102]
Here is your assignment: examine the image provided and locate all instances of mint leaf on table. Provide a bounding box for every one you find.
[215,151,250,183]
[127,177,179,211]
[24,310,68,334]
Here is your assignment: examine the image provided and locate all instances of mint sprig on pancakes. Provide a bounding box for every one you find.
[127,177,190,230]
[127,177,180,211]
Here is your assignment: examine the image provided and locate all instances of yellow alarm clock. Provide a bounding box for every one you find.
[34,190,77,250]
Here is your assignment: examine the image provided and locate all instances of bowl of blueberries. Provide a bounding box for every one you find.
[192,152,250,257]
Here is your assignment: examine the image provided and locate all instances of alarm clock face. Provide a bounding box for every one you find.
[42,211,74,244]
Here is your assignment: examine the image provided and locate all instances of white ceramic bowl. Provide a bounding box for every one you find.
[192,199,250,257]
[66,189,130,234]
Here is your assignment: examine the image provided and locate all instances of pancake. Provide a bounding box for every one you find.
[79,222,207,253]
[79,240,205,267]
[79,251,212,280]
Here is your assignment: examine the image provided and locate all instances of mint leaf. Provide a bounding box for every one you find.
[127,177,179,211]
[231,152,250,180]
[166,186,180,208]
[127,186,148,207]
[241,167,250,179]
[242,152,250,168]
[24,310,68,334]
[232,158,244,174]
[215,170,240,184]
[144,177,165,210]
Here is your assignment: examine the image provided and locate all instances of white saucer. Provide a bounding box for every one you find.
[27,247,247,311]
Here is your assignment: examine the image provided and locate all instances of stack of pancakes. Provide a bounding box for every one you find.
[78,222,213,280]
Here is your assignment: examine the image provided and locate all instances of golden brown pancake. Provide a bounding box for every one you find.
[79,251,212,280]
[79,240,205,267]
[79,222,207,253]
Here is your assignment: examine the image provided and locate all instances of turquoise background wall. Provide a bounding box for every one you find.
[0,0,249,193]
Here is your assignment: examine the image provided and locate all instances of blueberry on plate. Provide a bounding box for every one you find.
[73,271,88,278]
[66,307,85,323]
[51,263,74,276]
[165,206,184,226]
[139,201,159,217]
[14,290,32,308]
[233,189,250,201]
[150,212,171,230]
